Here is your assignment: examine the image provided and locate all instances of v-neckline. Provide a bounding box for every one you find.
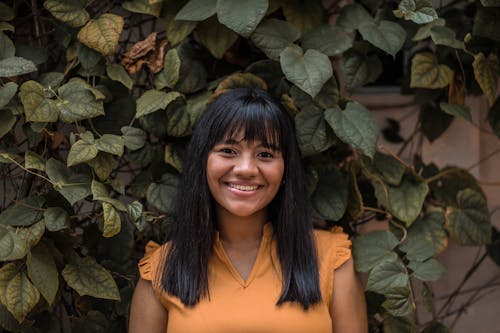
[214,223,272,288]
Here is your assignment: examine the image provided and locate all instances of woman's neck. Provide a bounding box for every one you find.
[216,209,267,245]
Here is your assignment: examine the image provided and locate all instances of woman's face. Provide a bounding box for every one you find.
[206,130,284,221]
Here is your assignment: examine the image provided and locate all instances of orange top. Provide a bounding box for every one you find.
[138,224,351,333]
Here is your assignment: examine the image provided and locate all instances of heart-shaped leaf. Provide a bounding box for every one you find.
[44,0,89,27]
[250,19,300,61]
[294,104,334,156]
[19,80,59,122]
[136,90,181,118]
[217,0,268,38]
[175,0,217,21]
[302,25,353,57]
[197,16,238,59]
[473,52,499,106]
[353,230,399,272]
[410,52,453,88]
[0,57,37,77]
[77,13,124,56]
[393,0,438,24]
[359,20,406,57]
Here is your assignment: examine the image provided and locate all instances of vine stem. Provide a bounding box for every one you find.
[378,144,411,169]
[389,219,408,244]
[466,147,500,172]
[425,168,460,184]
[3,155,55,186]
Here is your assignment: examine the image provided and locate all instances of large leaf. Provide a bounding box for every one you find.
[43,207,70,231]
[473,52,499,106]
[341,50,382,91]
[136,89,181,118]
[386,174,429,226]
[294,104,334,156]
[352,230,399,272]
[43,0,89,28]
[26,243,59,305]
[88,153,116,181]
[410,52,453,89]
[408,258,446,281]
[0,110,15,139]
[0,32,15,60]
[250,19,300,61]
[325,102,379,158]
[24,150,45,171]
[67,139,98,167]
[146,173,179,214]
[399,210,448,261]
[45,158,92,205]
[0,82,17,109]
[371,152,406,186]
[311,166,348,221]
[445,189,492,245]
[175,0,217,21]
[19,80,59,122]
[77,13,124,56]
[430,26,465,49]
[412,18,445,41]
[337,4,374,32]
[382,287,413,317]
[0,57,37,77]
[0,196,44,227]
[106,64,133,90]
[359,20,406,57]
[393,0,438,24]
[102,202,121,238]
[197,17,238,59]
[57,78,105,122]
[302,25,353,57]
[122,0,162,17]
[95,134,125,156]
[4,270,40,323]
[281,0,324,34]
[216,0,268,38]
[366,259,409,294]
[155,48,181,90]
[165,98,191,137]
[0,225,29,261]
[280,44,332,97]
[163,5,197,46]
[62,257,120,300]
[121,126,147,151]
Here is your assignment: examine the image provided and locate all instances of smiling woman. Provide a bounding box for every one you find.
[129,88,367,333]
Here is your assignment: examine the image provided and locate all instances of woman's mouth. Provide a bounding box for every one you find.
[227,183,260,191]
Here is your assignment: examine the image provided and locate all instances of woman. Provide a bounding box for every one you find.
[129,88,367,333]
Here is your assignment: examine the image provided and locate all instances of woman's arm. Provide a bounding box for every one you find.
[129,278,168,333]
[330,257,368,333]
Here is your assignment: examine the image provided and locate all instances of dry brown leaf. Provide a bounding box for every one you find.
[146,39,168,73]
[120,32,168,74]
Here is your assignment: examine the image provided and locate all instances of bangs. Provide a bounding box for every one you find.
[208,90,286,151]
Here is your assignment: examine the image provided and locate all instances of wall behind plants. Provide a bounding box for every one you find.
[0,0,499,332]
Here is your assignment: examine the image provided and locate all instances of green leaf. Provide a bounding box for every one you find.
[127,201,143,222]
[422,282,435,313]
[382,287,413,317]
[311,166,348,221]
[27,243,59,305]
[77,42,102,69]
[102,202,121,238]
[164,143,184,172]
[0,57,37,78]
[352,230,399,272]
[135,89,181,118]
[0,264,18,306]
[408,258,446,281]
[17,220,45,249]
[77,13,124,56]
[62,257,120,300]
[39,72,64,91]
[0,225,29,261]
[67,139,98,167]
[294,104,334,156]
[95,134,124,156]
[0,82,17,108]
[302,25,353,57]
[0,110,15,139]
[431,167,484,206]
[165,98,191,137]
[0,32,14,60]
[43,207,70,231]
[175,0,217,21]
[106,64,133,90]
[386,174,429,226]
[0,3,14,21]
[399,210,448,261]
[162,1,198,45]
[325,102,379,158]
[250,19,300,61]
[45,158,92,205]
[439,103,472,122]
[146,173,179,214]
[341,50,382,91]
[372,152,406,186]
[412,18,445,41]
[175,44,208,93]
[121,126,147,151]
[4,270,40,323]
[19,80,59,122]
[280,44,332,98]
[122,0,162,17]
[0,196,44,227]
[384,314,416,333]
[473,52,499,106]
[24,150,45,171]
[57,78,105,122]
[446,189,492,245]
[197,16,238,59]
[429,26,465,49]
[282,0,324,34]
[410,52,453,89]
[337,4,374,32]
[359,20,406,57]
[422,322,451,333]
[393,0,438,24]
[154,48,181,89]
[91,180,127,212]
[87,153,116,181]
[216,0,268,38]
[366,259,409,294]
[44,0,89,27]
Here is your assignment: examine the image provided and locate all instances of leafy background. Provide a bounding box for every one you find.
[0,0,499,332]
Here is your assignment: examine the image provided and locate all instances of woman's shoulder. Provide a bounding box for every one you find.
[138,240,171,282]
[313,227,352,269]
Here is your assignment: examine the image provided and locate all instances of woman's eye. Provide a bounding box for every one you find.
[219,148,235,154]
[258,151,273,158]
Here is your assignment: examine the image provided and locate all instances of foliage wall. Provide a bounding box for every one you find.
[0,0,499,332]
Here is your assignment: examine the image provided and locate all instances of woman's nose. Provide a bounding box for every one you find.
[233,154,257,176]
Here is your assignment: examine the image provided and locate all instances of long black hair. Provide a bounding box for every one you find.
[159,87,321,309]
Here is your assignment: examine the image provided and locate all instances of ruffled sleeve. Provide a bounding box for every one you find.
[329,226,352,270]
[138,241,162,281]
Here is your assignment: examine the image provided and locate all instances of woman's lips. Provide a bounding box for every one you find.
[227,183,260,191]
